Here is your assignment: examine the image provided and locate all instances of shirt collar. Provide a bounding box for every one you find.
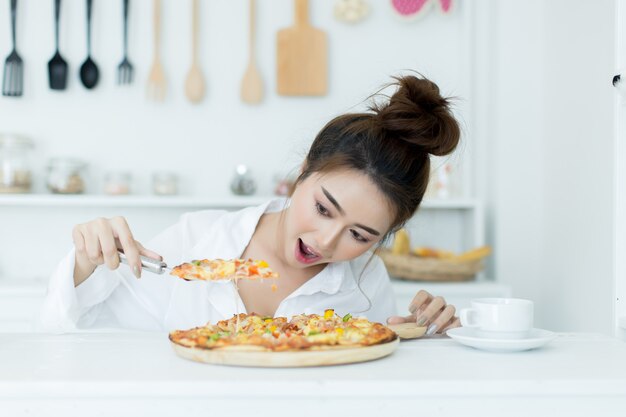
[188,198,361,319]
[284,261,358,299]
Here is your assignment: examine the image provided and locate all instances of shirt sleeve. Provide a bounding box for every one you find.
[37,247,116,333]
[36,219,185,334]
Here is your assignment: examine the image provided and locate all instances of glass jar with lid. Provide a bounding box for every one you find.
[152,171,178,195]
[46,158,87,194]
[0,134,33,193]
[104,171,132,195]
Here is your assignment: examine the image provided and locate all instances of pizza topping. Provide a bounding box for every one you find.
[170,258,279,282]
[169,310,397,351]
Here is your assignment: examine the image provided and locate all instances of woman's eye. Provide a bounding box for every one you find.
[315,202,330,217]
[350,229,369,243]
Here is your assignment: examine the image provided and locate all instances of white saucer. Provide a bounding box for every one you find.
[446,327,557,352]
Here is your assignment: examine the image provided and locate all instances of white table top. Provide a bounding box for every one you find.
[2,331,626,399]
[0,332,626,396]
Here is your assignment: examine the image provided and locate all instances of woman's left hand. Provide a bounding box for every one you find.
[387,290,461,336]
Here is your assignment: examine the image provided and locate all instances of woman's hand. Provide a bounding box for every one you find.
[387,290,461,336]
[72,216,162,287]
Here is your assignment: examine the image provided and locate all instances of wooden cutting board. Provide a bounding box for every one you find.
[276,0,328,96]
[171,338,399,367]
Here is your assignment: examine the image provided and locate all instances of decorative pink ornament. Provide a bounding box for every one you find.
[439,0,453,13]
[390,0,454,21]
[390,0,432,20]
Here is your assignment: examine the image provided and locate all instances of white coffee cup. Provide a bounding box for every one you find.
[459,298,534,339]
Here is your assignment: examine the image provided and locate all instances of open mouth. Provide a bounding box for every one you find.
[295,238,322,264]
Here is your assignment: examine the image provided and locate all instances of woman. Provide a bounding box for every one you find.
[39,74,462,336]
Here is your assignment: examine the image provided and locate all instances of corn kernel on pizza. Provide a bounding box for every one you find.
[169,309,397,352]
[170,259,278,282]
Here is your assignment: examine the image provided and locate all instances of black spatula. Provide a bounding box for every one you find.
[48,0,67,90]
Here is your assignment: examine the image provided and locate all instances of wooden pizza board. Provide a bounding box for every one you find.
[170,338,399,367]
[276,0,328,96]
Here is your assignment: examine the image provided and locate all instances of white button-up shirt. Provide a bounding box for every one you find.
[38,199,397,333]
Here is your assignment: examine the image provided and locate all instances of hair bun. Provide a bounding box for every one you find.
[373,75,460,156]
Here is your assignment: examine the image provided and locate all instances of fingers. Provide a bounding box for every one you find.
[135,241,163,261]
[425,304,456,335]
[96,218,120,270]
[110,216,142,278]
[414,295,446,327]
[442,316,461,332]
[408,290,432,315]
[404,290,462,336]
[72,216,149,279]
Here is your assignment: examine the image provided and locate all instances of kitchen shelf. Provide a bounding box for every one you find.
[0,194,480,210]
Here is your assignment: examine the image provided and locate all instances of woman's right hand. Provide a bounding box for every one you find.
[71,216,162,287]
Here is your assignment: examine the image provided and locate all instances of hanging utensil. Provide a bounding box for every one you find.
[117,0,133,85]
[79,0,99,89]
[48,0,68,90]
[2,0,23,97]
[184,0,205,103]
[240,0,263,104]
[146,0,166,101]
[276,0,328,96]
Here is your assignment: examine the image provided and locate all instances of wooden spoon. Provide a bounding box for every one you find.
[184,0,205,103]
[240,0,263,104]
[387,323,427,339]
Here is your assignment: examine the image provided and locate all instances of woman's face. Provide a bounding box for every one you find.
[281,169,394,269]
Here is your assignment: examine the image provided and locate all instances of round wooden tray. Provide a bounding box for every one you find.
[170,338,400,367]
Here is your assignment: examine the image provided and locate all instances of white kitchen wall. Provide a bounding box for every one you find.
[0,1,474,277]
[1,0,619,334]
[0,0,472,196]
[614,0,626,339]
[486,0,616,334]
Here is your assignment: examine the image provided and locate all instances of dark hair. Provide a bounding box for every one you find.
[293,75,461,239]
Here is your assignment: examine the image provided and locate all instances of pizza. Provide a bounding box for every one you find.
[168,309,397,352]
[170,259,278,282]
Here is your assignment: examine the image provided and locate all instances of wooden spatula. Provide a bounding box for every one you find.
[276,0,328,96]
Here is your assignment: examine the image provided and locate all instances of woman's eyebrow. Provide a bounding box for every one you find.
[321,187,381,236]
[322,187,345,214]
[355,223,380,236]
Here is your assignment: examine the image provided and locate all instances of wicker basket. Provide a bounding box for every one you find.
[378,250,483,282]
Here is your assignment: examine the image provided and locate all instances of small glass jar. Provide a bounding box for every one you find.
[0,134,33,193]
[104,171,132,195]
[230,164,256,196]
[152,171,178,195]
[46,158,87,194]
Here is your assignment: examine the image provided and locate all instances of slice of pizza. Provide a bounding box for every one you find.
[170,259,278,282]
